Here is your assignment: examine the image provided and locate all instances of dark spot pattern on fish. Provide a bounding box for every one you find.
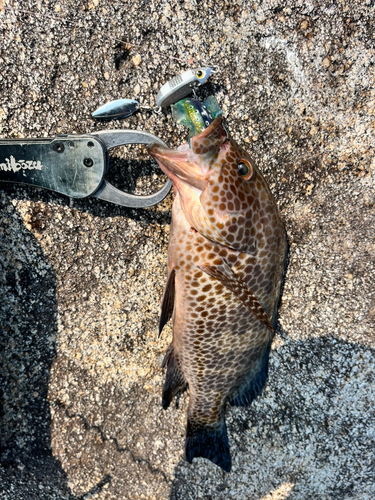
[149,117,287,472]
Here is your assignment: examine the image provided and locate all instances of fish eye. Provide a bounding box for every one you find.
[196,69,205,79]
[238,160,253,181]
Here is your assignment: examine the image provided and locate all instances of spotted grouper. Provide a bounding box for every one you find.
[149,117,287,472]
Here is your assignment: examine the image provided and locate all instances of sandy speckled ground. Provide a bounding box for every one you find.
[0,1,374,499]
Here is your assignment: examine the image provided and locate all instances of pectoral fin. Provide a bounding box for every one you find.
[198,263,273,331]
[159,268,176,336]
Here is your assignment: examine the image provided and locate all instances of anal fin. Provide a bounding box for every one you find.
[161,345,187,410]
[199,262,273,331]
[229,341,271,406]
[185,418,231,472]
[159,268,176,336]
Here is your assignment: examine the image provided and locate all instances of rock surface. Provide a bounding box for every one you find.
[0,0,374,499]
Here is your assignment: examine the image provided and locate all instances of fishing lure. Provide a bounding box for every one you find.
[156,67,212,108]
[171,96,222,142]
[92,67,213,121]
[92,98,140,120]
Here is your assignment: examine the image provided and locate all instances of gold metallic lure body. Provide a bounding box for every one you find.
[149,117,287,472]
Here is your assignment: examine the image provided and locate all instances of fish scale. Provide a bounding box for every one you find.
[150,117,287,472]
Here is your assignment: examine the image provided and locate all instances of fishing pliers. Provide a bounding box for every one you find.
[0,130,171,208]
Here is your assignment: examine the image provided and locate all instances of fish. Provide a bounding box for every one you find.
[171,96,222,143]
[149,116,287,472]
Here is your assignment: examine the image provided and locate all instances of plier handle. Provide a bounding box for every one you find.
[0,130,171,208]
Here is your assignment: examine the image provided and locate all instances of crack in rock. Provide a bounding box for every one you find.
[62,406,170,483]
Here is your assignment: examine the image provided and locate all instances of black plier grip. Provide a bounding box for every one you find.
[0,130,171,208]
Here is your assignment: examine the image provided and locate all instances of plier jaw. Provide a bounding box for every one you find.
[90,129,171,208]
[0,130,171,208]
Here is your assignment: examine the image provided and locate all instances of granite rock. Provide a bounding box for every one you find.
[0,1,374,499]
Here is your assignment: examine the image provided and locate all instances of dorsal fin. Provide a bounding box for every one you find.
[161,344,188,409]
[198,262,273,331]
[159,268,176,336]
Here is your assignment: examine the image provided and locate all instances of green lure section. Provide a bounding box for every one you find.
[171,96,222,143]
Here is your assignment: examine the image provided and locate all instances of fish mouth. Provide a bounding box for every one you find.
[148,145,206,192]
[148,117,226,193]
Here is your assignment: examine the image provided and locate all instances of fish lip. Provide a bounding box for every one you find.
[148,145,206,191]
[148,116,226,191]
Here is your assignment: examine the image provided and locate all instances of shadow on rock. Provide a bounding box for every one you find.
[0,204,111,499]
[169,335,374,499]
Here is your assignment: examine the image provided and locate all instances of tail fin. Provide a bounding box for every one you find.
[185,419,231,472]
[161,345,187,410]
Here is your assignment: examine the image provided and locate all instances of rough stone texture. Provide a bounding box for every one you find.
[0,0,374,499]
